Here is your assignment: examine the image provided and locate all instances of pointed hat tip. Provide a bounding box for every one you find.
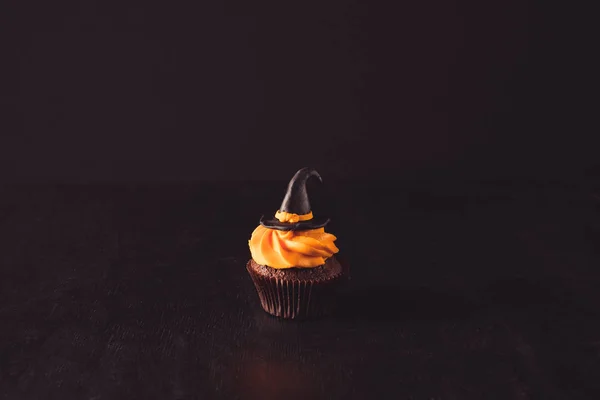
[296,167,322,183]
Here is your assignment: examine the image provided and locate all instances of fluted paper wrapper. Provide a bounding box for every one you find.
[246,261,346,319]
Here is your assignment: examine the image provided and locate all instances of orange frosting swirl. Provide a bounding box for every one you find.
[249,226,339,269]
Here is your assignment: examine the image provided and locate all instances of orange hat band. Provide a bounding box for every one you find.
[275,211,313,223]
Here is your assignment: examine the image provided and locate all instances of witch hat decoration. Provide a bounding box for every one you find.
[259,167,330,231]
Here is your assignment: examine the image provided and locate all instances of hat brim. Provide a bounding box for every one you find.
[259,215,330,231]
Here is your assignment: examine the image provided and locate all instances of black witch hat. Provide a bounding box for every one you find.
[259,167,330,231]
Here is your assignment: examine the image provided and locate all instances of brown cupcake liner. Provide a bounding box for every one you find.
[246,261,346,319]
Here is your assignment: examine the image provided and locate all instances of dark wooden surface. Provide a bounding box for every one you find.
[1,182,600,399]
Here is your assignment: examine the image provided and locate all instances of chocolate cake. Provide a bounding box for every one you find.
[246,168,347,319]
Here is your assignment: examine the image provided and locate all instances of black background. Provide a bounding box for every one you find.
[2,1,600,399]
[1,0,596,182]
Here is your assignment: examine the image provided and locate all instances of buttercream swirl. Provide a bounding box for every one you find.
[249,226,339,269]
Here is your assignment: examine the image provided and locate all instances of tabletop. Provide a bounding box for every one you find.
[1,181,600,399]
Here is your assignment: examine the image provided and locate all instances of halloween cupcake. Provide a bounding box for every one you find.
[247,167,345,319]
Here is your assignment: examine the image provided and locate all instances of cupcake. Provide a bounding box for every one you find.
[247,167,345,319]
